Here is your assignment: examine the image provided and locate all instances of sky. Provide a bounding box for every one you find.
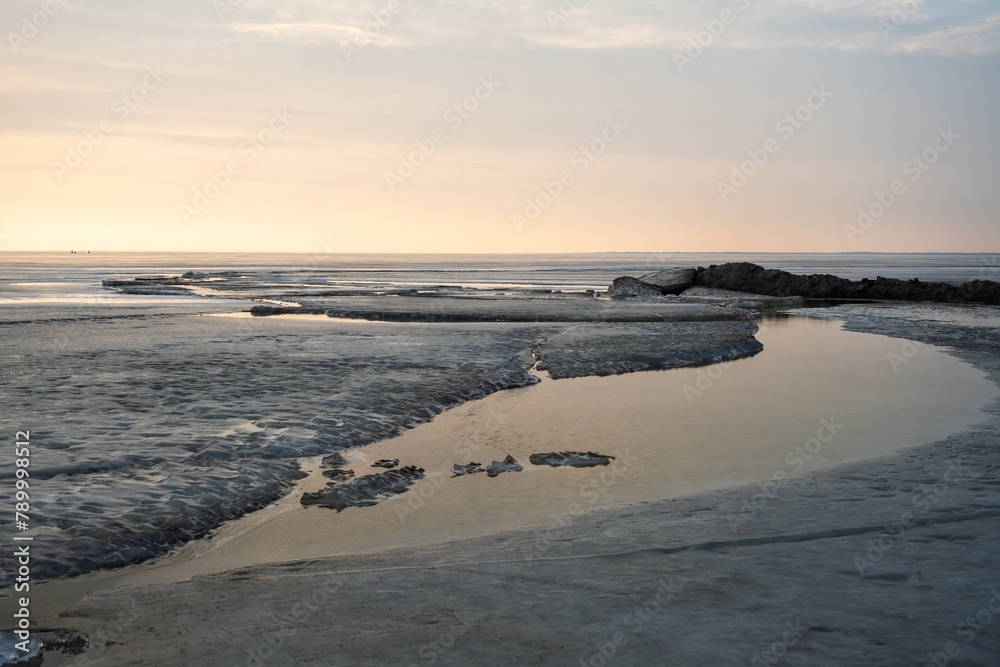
[0,0,998,254]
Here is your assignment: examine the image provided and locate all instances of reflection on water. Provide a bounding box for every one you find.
[75,315,996,595]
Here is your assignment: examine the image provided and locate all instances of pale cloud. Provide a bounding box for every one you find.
[776,0,904,17]
[206,0,1000,55]
[2,0,997,57]
[892,13,1000,54]
[214,1,707,50]
[229,21,367,42]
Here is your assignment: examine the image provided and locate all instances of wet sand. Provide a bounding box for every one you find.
[18,304,1000,666]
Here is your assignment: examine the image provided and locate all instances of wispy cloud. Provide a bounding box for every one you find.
[229,21,365,42]
[211,0,1000,55]
[893,13,1000,54]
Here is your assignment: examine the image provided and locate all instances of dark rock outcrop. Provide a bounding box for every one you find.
[452,462,486,477]
[101,277,191,296]
[485,455,523,477]
[249,305,326,316]
[637,268,696,295]
[372,459,399,469]
[606,277,666,299]
[301,466,425,511]
[692,262,1000,305]
[320,453,348,468]
[321,468,355,481]
[529,451,616,468]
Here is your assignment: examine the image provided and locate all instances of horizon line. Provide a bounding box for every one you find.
[2,250,998,256]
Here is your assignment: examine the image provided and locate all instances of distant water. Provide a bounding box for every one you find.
[1,252,998,288]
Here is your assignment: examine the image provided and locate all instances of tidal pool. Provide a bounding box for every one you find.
[18,315,998,618]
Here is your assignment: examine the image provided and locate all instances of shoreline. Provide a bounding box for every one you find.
[22,303,1000,665]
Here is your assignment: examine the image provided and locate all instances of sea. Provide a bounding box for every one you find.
[2,252,998,292]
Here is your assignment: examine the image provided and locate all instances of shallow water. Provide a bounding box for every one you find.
[53,315,994,600]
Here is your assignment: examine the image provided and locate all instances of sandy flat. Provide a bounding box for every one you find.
[39,305,1000,666]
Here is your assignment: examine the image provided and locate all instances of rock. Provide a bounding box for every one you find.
[249,305,326,316]
[636,268,696,295]
[680,287,805,309]
[31,630,86,657]
[321,468,355,481]
[692,262,1000,305]
[101,281,191,296]
[452,462,486,477]
[372,459,399,469]
[301,466,425,511]
[605,277,665,299]
[320,453,348,468]
[606,269,696,298]
[529,451,616,468]
[485,455,523,477]
[725,297,804,310]
[0,632,43,667]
